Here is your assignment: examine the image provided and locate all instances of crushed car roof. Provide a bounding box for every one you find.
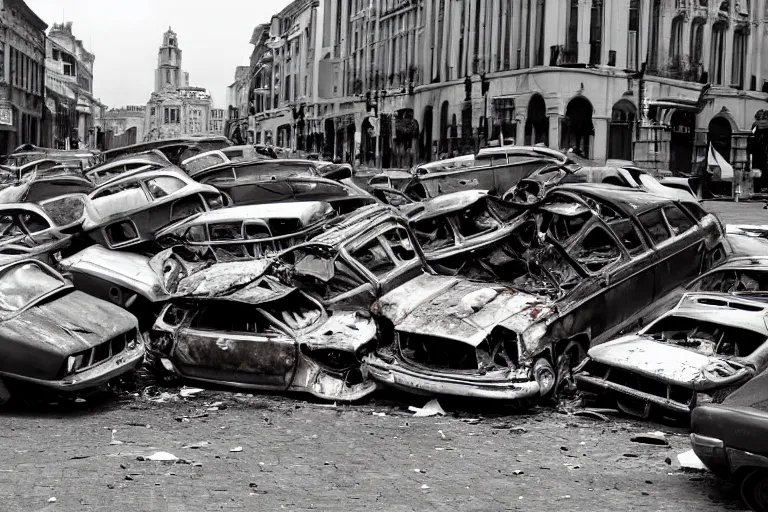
[163,201,333,229]
[551,183,678,216]
[300,204,401,248]
[407,190,490,223]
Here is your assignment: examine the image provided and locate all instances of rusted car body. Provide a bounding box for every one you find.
[59,202,336,311]
[102,136,231,164]
[192,159,375,214]
[502,164,573,203]
[153,201,336,258]
[3,146,100,169]
[404,190,524,265]
[375,146,568,201]
[149,272,378,401]
[0,259,143,404]
[559,166,698,201]
[363,184,727,404]
[575,293,768,419]
[0,169,94,205]
[0,203,72,265]
[85,151,172,185]
[81,166,223,250]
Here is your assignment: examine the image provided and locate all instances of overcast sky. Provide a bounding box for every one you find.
[26,0,293,109]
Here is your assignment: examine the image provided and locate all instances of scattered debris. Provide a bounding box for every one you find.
[413,469,426,474]
[144,452,179,462]
[48,497,57,503]
[631,432,669,446]
[179,387,204,398]
[572,409,611,421]
[677,450,708,472]
[420,484,430,490]
[229,447,243,453]
[182,441,211,449]
[408,399,446,417]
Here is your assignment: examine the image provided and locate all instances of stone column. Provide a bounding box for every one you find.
[578,0,592,64]
[519,0,529,69]
[723,25,734,86]
[701,18,712,76]
[548,112,560,150]
[592,116,608,161]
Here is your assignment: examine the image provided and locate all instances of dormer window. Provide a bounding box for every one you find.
[61,53,75,77]
[169,38,175,46]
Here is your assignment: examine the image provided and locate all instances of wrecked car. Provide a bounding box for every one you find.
[149,269,378,401]
[363,184,727,405]
[0,203,73,265]
[192,159,375,214]
[575,293,768,420]
[81,166,223,250]
[558,166,698,201]
[271,204,428,310]
[0,167,94,205]
[0,259,143,405]
[404,190,525,266]
[101,136,231,165]
[502,164,573,203]
[691,367,768,511]
[153,201,337,258]
[3,145,100,169]
[85,151,172,185]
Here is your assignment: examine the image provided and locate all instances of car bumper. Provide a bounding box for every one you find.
[0,342,144,392]
[363,356,540,401]
[575,373,691,417]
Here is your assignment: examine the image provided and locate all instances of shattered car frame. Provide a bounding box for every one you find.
[363,184,727,404]
[0,203,72,265]
[575,293,768,419]
[150,277,379,401]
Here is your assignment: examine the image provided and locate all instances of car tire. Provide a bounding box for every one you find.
[0,377,11,406]
[740,469,768,511]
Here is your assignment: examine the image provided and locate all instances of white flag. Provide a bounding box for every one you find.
[708,143,733,180]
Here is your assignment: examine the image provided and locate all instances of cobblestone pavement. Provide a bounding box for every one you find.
[2,200,765,512]
[0,389,746,512]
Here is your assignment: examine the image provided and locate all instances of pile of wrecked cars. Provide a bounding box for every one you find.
[0,138,765,426]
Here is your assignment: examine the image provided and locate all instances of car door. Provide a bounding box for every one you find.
[639,205,704,300]
[345,223,425,298]
[172,304,298,388]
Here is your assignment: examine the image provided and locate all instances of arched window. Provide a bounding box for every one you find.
[711,22,727,85]
[648,0,661,71]
[608,100,636,160]
[627,0,640,70]
[589,0,603,65]
[669,16,684,65]
[732,28,747,90]
[690,18,705,79]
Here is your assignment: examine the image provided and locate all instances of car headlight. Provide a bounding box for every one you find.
[66,354,85,375]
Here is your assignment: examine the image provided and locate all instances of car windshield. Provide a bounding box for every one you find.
[635,173,668,194]
[643,315,767,358]
[0,262,64,314]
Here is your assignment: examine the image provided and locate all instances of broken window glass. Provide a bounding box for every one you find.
[350,237,396,277]
[607,218,644,255]
[259,292,323,333]
[19,212,49,234]
[145,176,186,199]
[569,226,622,273]
[0,215,21,236]
[209,222,243,241]
[693,269,768,295]
[454,201,501,238]
[644,315,767,358]
[383,227,416,262]
[412,217,454,252]
[192,304,272,334]
[539,245,581,290]
[106,220,139,245]
[663,205,695,236]
[547,211,591,244]
[638,209,671,244]
[185,225,207,243]
[170,196,206,223]
[91,181,150,219]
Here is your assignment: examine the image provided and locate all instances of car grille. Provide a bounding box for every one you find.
[584,361,694,406]
[71,328,136,374]
[398,333,478,371]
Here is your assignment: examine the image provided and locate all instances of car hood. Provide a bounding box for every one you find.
[302,311,377,353]
[173,259,290,304]
[0,289,136,354]
[0,183,26,203]
[376,273,551,346]
[587,335,750,386]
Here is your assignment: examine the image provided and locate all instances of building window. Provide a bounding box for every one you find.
[164,107,179,124]
[711,22,727,85]
[669,16,683,64]
[62,53,75,76]
[52,49,60,61]
[534,0,546,66]
[648,0,661,71]
[565,0,579,64]
[589,0,603,65]
[690,18,705,80]
[732,28,747,89]
[166,69,171,84]
[151,107,156,116]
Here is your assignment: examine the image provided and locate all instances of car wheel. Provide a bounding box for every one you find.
[741,469,768,511]
[555,340,588,397]
[0,377,11,406]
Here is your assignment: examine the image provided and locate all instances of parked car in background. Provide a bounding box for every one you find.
[575,293,768,420]
[0,259,143,405]
[364,184,727,406]
[81,166,223,250]
[3,145,100,169]
[102,136,231,164]
[0,167,94,205]
[558,165,698,201]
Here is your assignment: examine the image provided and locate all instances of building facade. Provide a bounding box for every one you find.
[44,22,106,149]
[102,105,146,148]
[0,0,47,154]
[209,108,225,134]
[144,28,213,141]
[243,0,768,193]
[225,65,251,143]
